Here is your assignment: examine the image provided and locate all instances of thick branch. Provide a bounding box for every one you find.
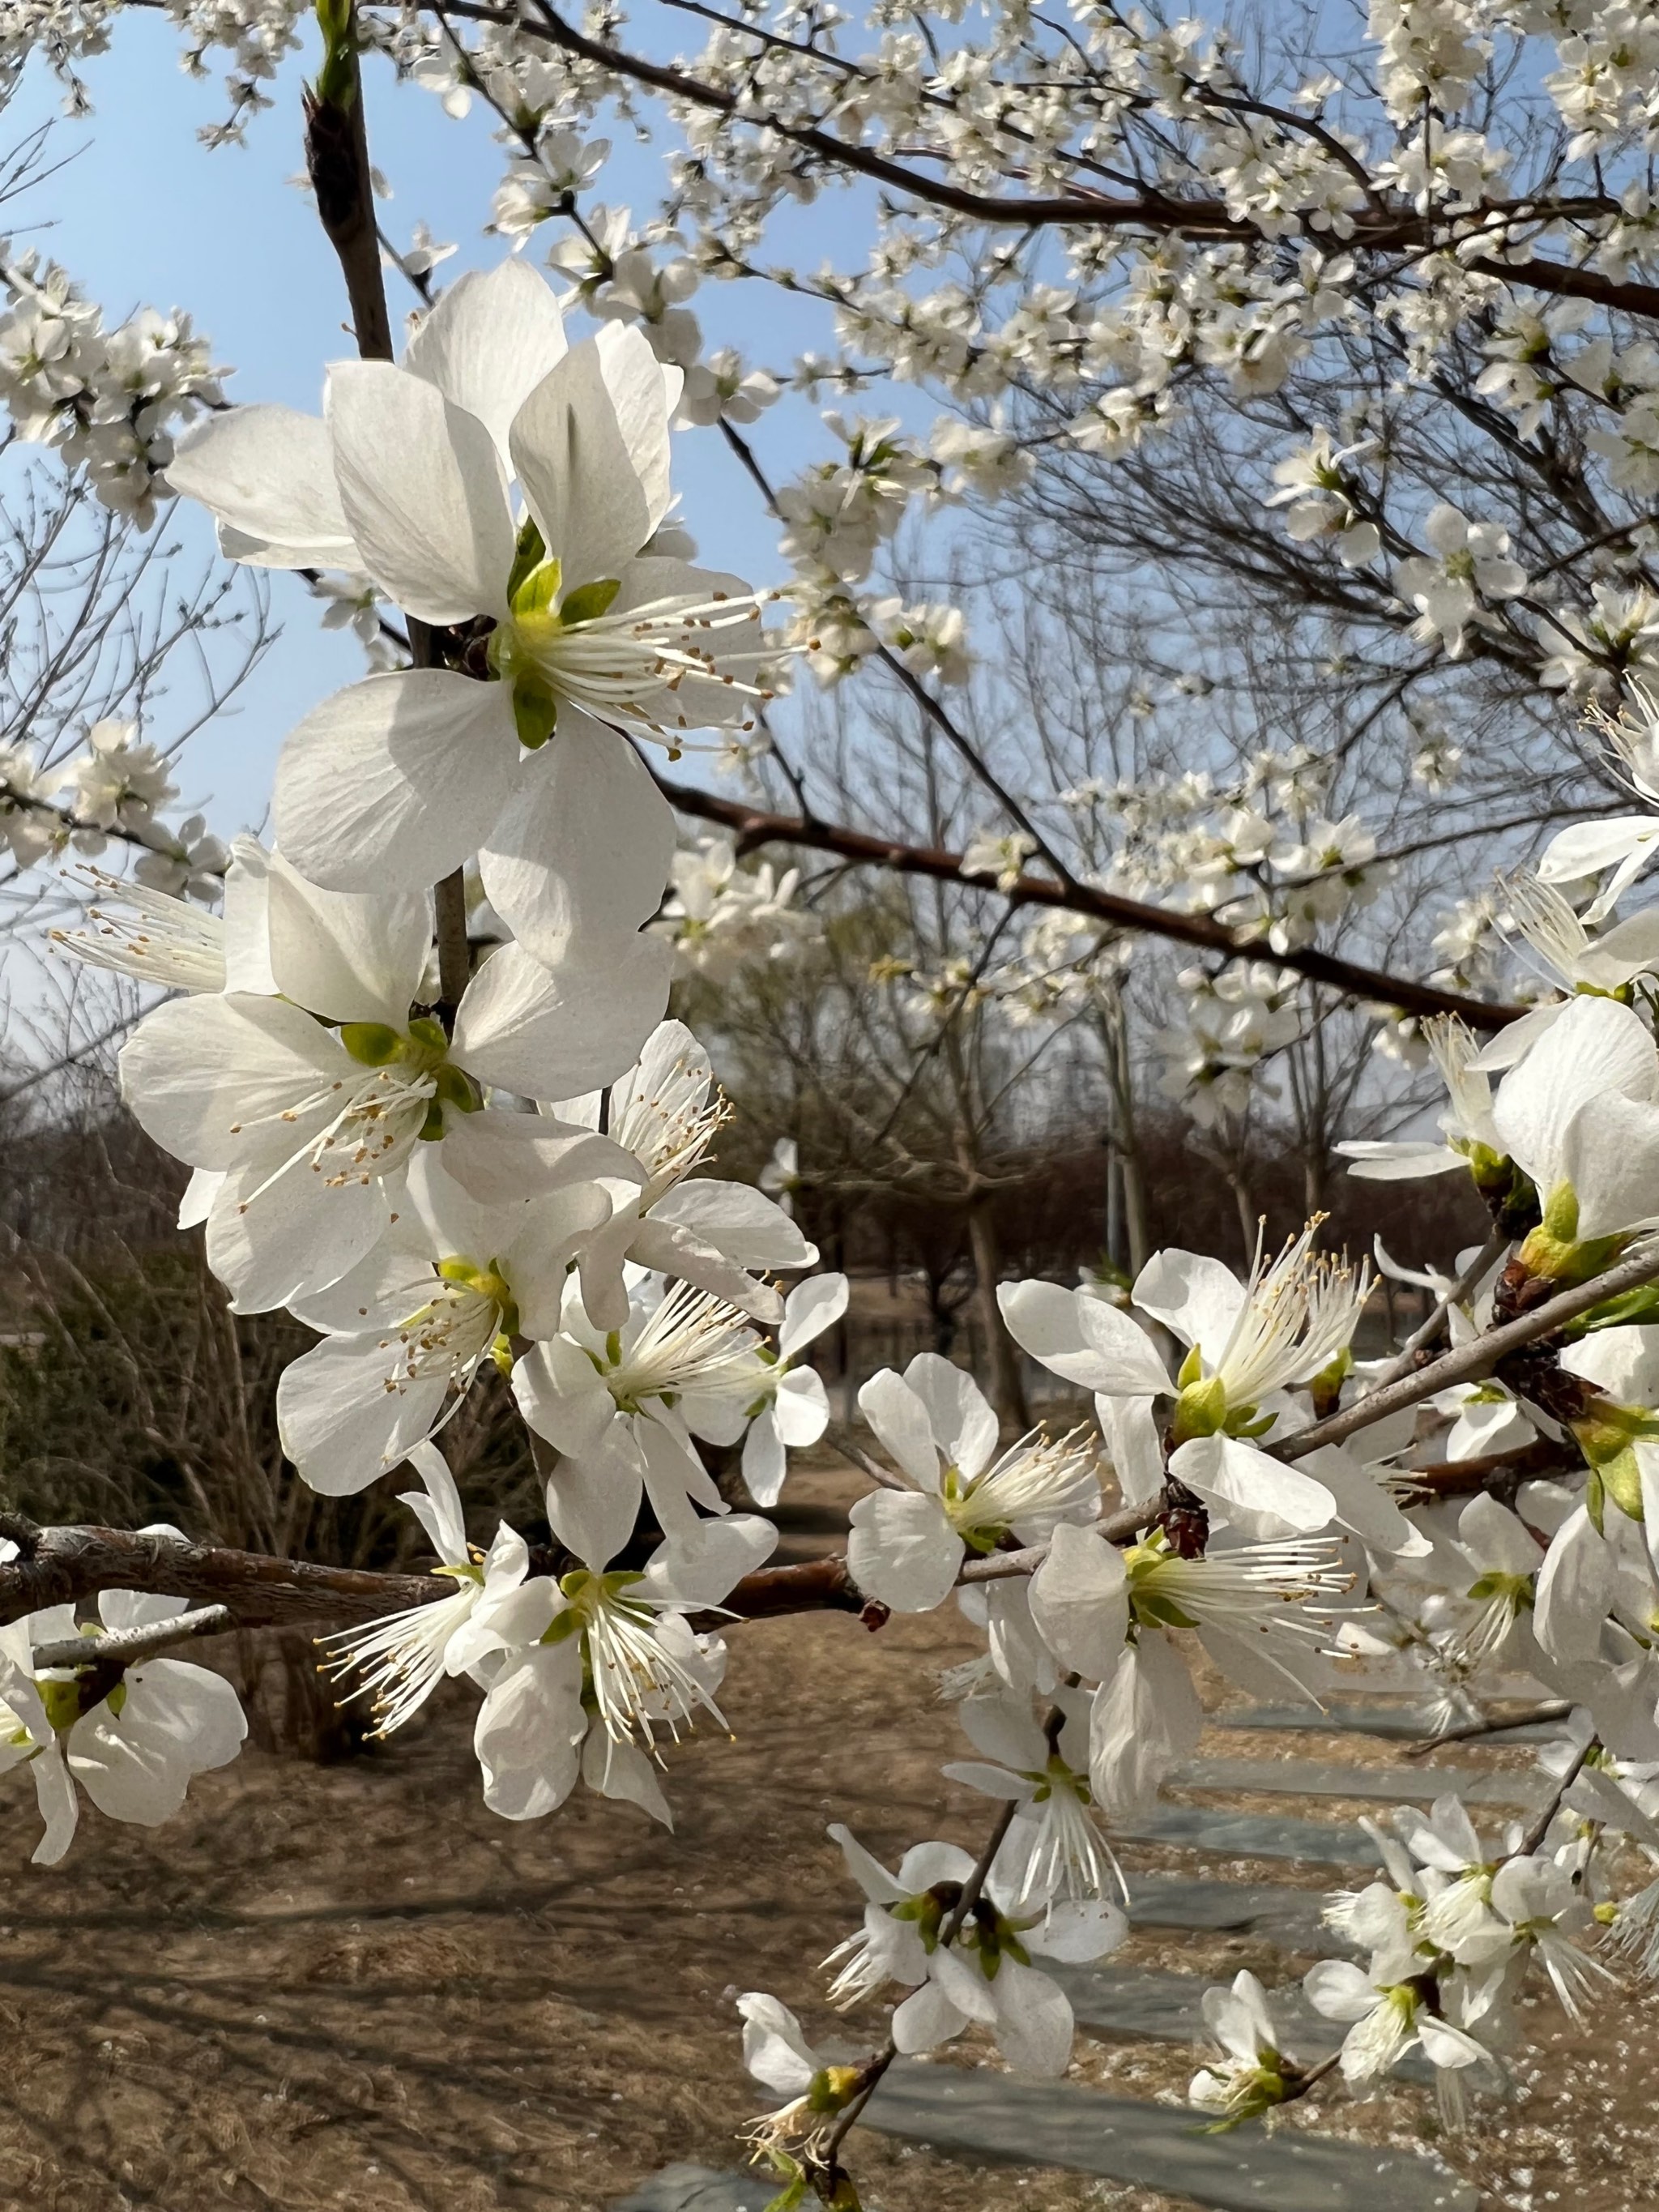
[0,1523,867,1633]
[658,773,1522,1027]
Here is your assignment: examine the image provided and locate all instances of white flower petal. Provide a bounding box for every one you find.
[452,937,672,1102]
[403,259,567,462]
[325,360,514,622]
[165,404,358,568]
[478,708,676,965]
[275,670,520,893]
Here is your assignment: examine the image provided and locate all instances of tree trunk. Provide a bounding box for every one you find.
[966,1198,1029,1428]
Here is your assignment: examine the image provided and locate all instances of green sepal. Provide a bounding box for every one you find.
[433,1062,482,1113]
[510,553,563,622]
[339,1020,401,1065]
[559,576,621,626]
[512,677,561,750]
[506,515,548,604]
[1597,1441,1646,1522]
[418,1100,447,1142]
[1564,1283,1659,1338]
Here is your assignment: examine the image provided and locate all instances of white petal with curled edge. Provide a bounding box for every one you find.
[541,1437,643,1571]
[645,1180,816,1270]
[277,1336,450,1497]
[1030,1522,1129,1681]
[773,1369,829,1448]
[740,1411,787,1508]
[1088,1629,1203,1815]
[325,360,514,622]
[583,1730,674,1826]
[276,669,521,894]
[1563,1090,1659,1238]
[1337,1140,1467,1181]
[29,1742,79,1866]
[510,326,665,587]
[1299,1442,1431,1557]
[992,1958,1077,2077]
[1169,1433,1337,1536]
[1023,1898,1127,1965]
[474,1643,586,1820]
[479,709,676,965]
[892,1978,968,2056]
[403,259,567,463]
[645,1511,777,1607]
[827,1821,907,1905]
[780,1273,850,1358]
[438,1111,640,1210]
[451,936,672,1102]
[510,1335,615,1458]
[737,1994,818,2097]
[245,842,429,1027]
[399,1440,469,1563]
[177,1166,224,1230]
[904,1354,999,1480]
[164,404,359,568]
[1095,1393,1164,1507]
[997,1279,1171,1395]
[1533,1504,1613,1665]
[855,1368,943,1491]
[1131,1249,1245,1360]
[1493,994,1657,1198]
[847,1489,961,1612]
[1538,814,1659,887]
[627,1215,784,1322]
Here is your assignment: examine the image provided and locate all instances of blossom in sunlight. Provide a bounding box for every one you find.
[736,1993,867,2171]
[166,259,773,963]
[1188,1971,1295,2125]
[0,1591,245,1866]
[847,1354,1100,1613]
[117,841,662,1312]
[318,1444,538,1735]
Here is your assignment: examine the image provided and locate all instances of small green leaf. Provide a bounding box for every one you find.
[559,576,622,626]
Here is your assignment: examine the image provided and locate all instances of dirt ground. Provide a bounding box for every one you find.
[0,1471,1655,2211]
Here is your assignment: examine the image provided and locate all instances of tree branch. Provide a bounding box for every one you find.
[30,1603,233,1670]
[1277,1242,1659,1461]
[656,771,1523,1027]
[0,1522,868,1634]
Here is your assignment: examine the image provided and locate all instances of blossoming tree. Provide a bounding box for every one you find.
[15,0,1659,2200]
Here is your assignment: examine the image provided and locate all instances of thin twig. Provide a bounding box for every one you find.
[31,1603,232,1671]
[1404,1700,1573,1758]
[1518,1736,1593,1857]
[1375,1228,1509,1384]
[823,1420,911,1493]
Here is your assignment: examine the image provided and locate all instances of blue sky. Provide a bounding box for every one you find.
[7,14,833,832]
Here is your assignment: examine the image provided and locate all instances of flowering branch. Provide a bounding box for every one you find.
[656,774,1520,1029]
[0,1521,868,1634]
[1277,1242,1659,1462]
